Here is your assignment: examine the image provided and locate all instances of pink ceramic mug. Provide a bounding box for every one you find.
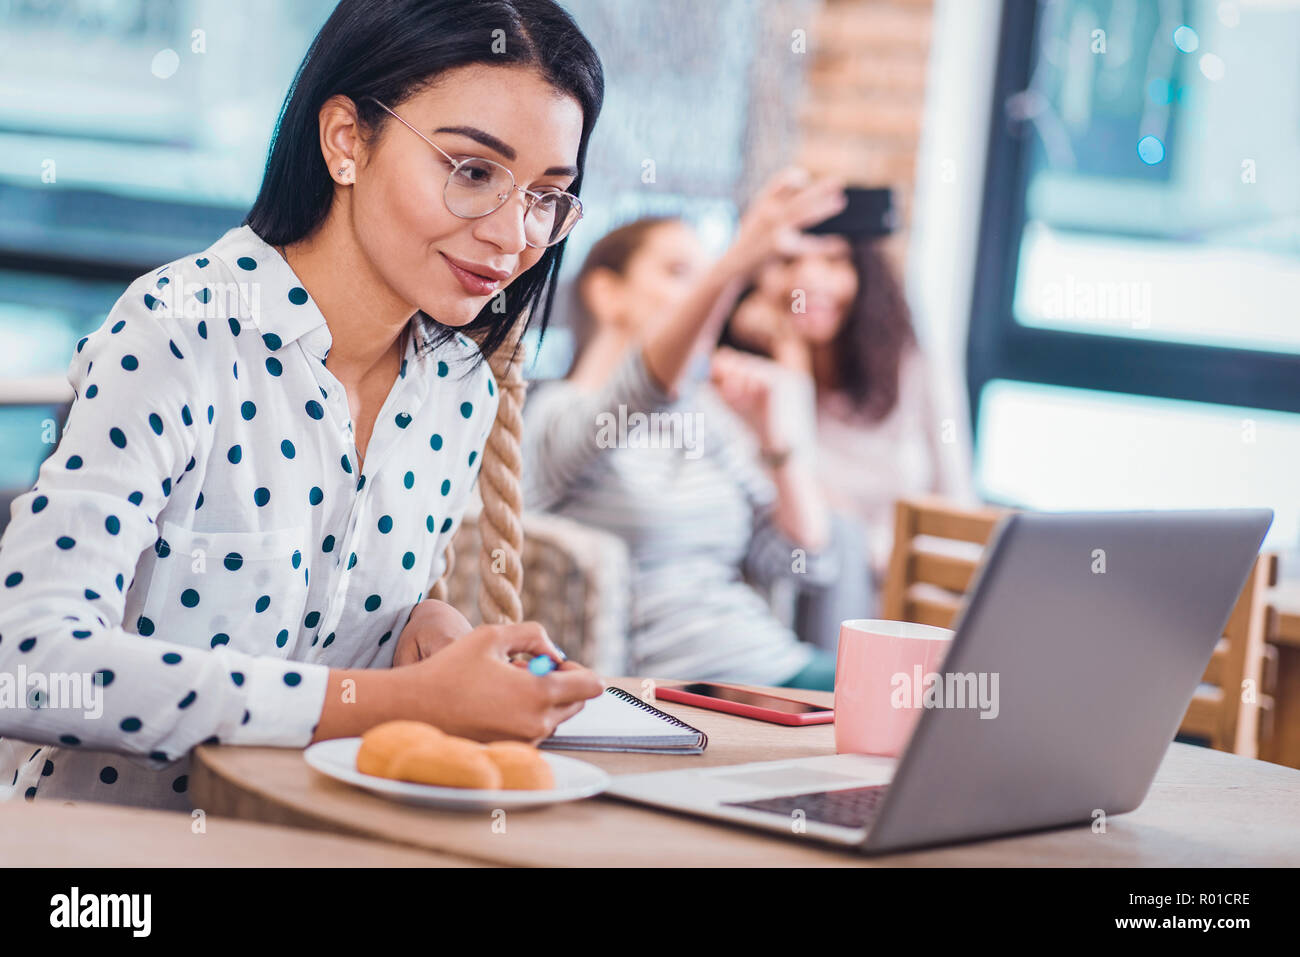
[834,619,954,757]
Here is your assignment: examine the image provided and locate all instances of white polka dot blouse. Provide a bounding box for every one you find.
[0,224,499,810]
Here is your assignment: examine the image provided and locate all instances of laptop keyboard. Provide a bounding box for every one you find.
[723,784,890,830]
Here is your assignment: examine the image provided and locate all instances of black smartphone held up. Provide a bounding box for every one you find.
[804,185,897,238]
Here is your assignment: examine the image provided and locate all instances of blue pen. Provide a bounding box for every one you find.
[527,654,559,676]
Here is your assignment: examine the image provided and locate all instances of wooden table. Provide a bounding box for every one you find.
[189,678,1300,866]
[2,800,478,867]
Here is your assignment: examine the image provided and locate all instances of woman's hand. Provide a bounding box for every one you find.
[728,292,813,374]
[410,621,605,743]
[723,167,847,280]
[710,346,800,453]
[391,598,474,666]
[728,292,784,355]
[711,346,830,550]
[639,168,842,395]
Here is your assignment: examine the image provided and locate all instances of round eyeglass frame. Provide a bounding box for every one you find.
[365,96,584,248]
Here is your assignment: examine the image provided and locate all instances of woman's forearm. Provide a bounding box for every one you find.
[312,666,423,742]
[767,451,831,550]
[641,250,749,393]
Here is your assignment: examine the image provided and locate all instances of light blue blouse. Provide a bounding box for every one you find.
[0,224,498,810]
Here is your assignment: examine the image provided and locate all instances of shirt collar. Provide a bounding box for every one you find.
[208,224,441,363]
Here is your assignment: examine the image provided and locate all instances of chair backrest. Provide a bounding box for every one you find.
[441,501,632,673]
[880,495,1275,757]
[1258,581,1299,766]
[1180,552,1275,756]
[879,495,1007,628]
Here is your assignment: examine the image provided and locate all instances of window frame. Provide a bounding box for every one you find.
[966,0,1300,445]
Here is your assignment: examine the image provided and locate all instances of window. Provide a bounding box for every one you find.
[968,0,1300,549]
[0,0,333,486]
[0,0,332,268]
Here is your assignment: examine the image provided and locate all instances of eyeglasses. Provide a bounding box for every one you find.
[366,96,583,248]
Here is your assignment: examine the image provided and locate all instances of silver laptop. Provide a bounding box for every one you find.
[607,509,1274,853]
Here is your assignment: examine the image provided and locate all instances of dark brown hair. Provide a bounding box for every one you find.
[832,240,917,421]
[722,238,916,422]
[567,215,680,363]
[245,0,604,366]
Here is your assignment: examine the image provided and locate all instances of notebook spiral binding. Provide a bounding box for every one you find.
[606,685,700,731]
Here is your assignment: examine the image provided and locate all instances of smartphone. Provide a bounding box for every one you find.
[654,681,834,726]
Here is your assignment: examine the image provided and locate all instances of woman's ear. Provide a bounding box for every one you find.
[318,94,362,186]
[578,267,626,329]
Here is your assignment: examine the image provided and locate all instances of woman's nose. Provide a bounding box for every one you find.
[792,261,830,291]
[472,189,530,254]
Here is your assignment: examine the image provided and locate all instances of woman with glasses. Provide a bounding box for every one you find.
[522,169,853,691]
[0,0,605,810]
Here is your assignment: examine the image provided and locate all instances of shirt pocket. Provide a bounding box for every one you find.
[140,520,310,659]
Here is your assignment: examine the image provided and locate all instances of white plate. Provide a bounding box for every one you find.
[303,737,610,810]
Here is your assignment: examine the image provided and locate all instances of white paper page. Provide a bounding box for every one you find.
[551,689,684,738]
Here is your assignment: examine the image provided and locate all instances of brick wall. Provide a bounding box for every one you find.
[795,0,936,264]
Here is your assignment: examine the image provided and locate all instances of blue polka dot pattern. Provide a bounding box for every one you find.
[0,225,499,809]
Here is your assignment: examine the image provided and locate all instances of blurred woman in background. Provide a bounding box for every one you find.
[723,210,973,642]
[523,170,851,690]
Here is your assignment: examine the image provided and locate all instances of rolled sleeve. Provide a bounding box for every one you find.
[224,654,330,747]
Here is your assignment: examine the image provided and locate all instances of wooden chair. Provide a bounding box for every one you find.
[441,499,632,674]
[1180,553,1275,757]
[880,495,1276,757]
[879,495,1007,628]
[1259,597,1300,768]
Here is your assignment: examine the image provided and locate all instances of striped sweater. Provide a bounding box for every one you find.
[522,348,837,684]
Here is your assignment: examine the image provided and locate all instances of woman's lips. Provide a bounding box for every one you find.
[792,308,842,340]
[441,253,504,297]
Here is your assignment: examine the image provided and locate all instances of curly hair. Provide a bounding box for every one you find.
[832,239,917,422]
[721,238,916,423]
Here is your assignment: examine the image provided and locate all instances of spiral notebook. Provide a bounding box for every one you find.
[540,687,708,754]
